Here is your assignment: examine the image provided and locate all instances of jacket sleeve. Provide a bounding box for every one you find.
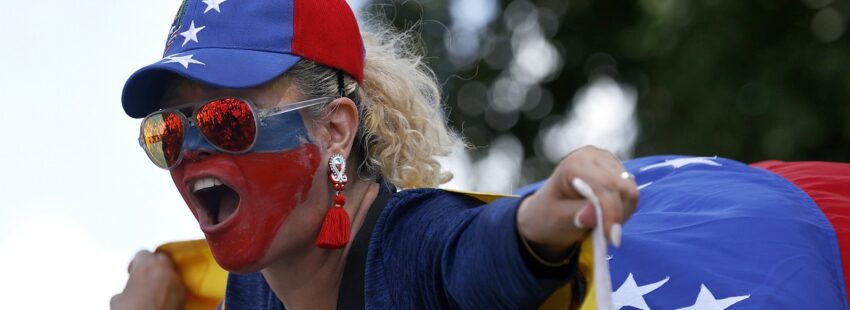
[369,189,582,309]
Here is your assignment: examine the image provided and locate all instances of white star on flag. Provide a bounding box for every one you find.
[202,0,228,13]
[612,273,670,310]
[640,156,722,172]
[162,54,205,69]
[676,284,750,310]
[179,21,205,47]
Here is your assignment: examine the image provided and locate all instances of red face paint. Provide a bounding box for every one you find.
[170,144,321,271]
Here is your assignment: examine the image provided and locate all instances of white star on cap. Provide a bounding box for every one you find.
[162,54,205,69]
[202,0,228,13]
[676,284,750,310]
[179,21,205,47]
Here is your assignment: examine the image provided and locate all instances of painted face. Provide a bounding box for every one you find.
[164,81,325,271]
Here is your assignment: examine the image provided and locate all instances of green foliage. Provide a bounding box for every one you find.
[366,0,850,183]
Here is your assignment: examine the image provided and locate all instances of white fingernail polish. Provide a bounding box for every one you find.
[610,223,623,248]
[573,211,585,229]
[573,204,590,229]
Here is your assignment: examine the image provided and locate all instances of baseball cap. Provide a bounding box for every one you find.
[121,0,364,118]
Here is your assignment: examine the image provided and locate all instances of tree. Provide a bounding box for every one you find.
[365,0,850,187]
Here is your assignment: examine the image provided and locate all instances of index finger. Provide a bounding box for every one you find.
[572,177,623,247]
[128,250,154,274]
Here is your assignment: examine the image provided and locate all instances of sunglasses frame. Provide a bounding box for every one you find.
[139,96,334,169]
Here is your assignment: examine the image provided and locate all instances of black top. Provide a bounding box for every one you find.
[336,182,395,309]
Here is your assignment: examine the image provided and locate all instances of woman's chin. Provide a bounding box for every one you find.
[202,204,294,274]
[219,262,266,274]
[207,240,269,273]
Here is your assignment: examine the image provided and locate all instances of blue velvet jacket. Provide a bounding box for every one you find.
[221,186,578,309]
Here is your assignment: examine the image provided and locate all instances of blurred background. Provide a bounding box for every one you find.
[373,0,850,192]
[0,0,847,307]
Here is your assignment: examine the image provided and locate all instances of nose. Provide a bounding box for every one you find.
[182,125,217,162]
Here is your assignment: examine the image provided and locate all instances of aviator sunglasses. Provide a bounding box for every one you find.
[139,96,333,169]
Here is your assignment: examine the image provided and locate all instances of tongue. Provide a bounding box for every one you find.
[216,189,239,224]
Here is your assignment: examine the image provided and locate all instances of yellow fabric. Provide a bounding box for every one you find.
[157,240,229,310]
[160,189,597,310]
[577,237,596,310]
[443,188,520,202]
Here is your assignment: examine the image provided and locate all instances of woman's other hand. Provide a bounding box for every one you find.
[110,250,186,310]
[517,145,639,262]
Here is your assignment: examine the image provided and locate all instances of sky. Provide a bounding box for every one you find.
[0,0,211,307]
[0,0,634,307]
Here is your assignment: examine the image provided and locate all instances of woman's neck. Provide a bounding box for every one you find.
[261,180,380,310]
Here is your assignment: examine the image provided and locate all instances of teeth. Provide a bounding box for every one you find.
[192,177,223,192]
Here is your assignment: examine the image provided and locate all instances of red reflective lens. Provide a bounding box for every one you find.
[142,112,184,168]
[195,98,257,152]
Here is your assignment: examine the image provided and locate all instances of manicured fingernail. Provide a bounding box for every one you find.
[610,223,623,248]
[573,203,591,229]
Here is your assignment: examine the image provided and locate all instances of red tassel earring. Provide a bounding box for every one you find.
[315,153,351,249]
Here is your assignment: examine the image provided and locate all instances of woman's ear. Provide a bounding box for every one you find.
[323,97,359,158]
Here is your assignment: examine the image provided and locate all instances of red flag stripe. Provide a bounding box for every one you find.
[752,160,850,302]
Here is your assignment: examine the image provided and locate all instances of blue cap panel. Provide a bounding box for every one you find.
[122,48,301,118]
[163,0,295,56]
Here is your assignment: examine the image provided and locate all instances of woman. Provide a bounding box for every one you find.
[112,0,637,308]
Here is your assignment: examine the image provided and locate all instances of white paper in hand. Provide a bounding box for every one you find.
[571,177,614,310]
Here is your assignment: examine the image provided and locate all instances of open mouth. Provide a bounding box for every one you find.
[191,177,240,227]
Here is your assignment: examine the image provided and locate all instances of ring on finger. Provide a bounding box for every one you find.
[620,171,635,181]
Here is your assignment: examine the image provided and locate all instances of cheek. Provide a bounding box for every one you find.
[169,167,198,219]
[170,168,185,190]
[210,144,323,271]
[237,147,322,206]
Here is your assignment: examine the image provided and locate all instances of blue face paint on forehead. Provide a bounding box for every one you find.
[181,108,312,154]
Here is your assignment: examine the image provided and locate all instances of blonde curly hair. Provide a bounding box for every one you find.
[288,23,464,189]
